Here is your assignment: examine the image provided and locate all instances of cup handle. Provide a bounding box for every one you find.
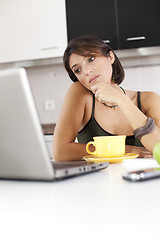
[86,141,96,155]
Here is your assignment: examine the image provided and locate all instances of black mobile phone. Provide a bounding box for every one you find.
[122,167,160,182]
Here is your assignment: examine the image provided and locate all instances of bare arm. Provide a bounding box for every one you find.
[118,91,160,152]
[125,145,153,158]
[53,82,90,161]
[91,83,160,152]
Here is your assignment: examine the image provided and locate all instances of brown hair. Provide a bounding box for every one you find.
[63,35,125,84]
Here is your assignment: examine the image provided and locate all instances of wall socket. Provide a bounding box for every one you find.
[44,100,55,111]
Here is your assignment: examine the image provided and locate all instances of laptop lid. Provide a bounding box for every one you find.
[0,68,109,181]
[0,68,55,180]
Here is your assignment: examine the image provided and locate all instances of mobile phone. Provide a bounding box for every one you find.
[122,167,160,182]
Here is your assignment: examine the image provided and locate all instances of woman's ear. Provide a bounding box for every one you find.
[108,51,115,64]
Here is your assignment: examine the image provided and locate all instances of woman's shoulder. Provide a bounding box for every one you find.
[126,89,159,101]
[141,90,159,98]
[69,81,89,91]
[67,81,92,99]
[140,91,160,115]
[125,89,160,112]
[140,90,160,104]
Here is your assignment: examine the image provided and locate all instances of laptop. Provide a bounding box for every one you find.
[0,68,109,181]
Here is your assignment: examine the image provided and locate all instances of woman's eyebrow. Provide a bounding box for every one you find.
[71,64,77,70]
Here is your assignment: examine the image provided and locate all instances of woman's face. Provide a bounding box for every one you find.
[69,51,115,90]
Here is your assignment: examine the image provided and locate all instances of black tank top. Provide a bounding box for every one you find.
[77,91,143,147]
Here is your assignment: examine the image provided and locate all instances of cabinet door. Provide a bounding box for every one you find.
[117,0,160,49]
[66,0,118,50]
[0,0,67,63]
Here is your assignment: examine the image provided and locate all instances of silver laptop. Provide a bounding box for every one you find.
[0,68,109,181]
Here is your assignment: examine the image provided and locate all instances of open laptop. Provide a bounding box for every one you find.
[0,68,109,181]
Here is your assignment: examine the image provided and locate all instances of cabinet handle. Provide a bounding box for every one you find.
[40,47,59,51]
[103,40,110,44]
[126,36,145,41]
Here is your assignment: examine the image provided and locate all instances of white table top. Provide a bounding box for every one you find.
[0,158,160,240]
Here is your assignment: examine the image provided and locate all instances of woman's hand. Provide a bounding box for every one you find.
[91,82,123,105]
[125,145,153,158]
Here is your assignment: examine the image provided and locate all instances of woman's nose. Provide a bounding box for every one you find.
[84,68,92,75]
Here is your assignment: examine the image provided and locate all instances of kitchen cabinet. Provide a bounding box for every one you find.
[0,0,67,63]
[66,0,118,50]
[117,0,160,49]
[66,0,160,50]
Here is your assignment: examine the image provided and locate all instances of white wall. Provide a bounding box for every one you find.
[121,65,160,94]
[26,64,71,124]
[26,55,160,124]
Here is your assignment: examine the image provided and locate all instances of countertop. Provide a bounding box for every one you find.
[0,158,160,240]
[41,123,55,135]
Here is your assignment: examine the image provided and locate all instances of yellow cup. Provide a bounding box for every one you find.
[86,135,126,157]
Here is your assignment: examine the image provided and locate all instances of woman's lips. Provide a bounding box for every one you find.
[89,75,99,84]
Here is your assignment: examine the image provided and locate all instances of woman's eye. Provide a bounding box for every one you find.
[74,68,81,74]
[88,57,95,62]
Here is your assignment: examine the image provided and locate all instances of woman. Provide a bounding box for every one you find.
[53,35,160,161]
